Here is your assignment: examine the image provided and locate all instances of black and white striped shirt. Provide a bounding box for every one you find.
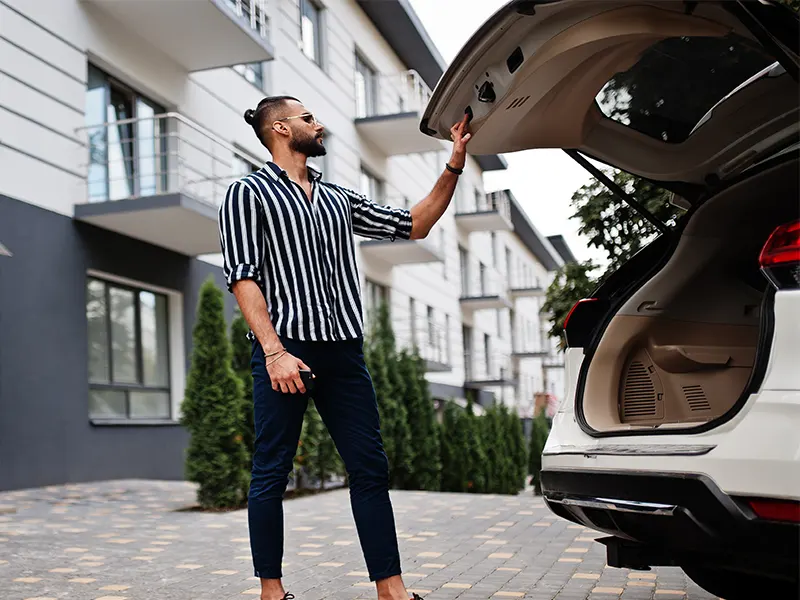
[218,162,413,341]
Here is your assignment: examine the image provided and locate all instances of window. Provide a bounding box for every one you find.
[355,52,377,118]
[86,277,171,420]
[300,0,323,65]
[479,263,487,296]
[359,166,384,202]
[483,333,491,374]
[459,247,469,296]
[474,188,482,212]
[462,325,473,379]
[363,279,388,330]
[409,297,417,345]
[490,232,496,266]
[233,62,264,89]
[595,33,773,144]
[85,65,167,202]
[441,229,447,279]
[444,314,451,363]
[496,310,503,340]
[426,305,435,346]
[505,247,513,281]
[233,155,260,178]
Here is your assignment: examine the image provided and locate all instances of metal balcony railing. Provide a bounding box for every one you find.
[356,69,432,120]
[460,261,508,299]
[508,270,542,291]
[463,350,515,384]
[224,0,270,39]
[456,190,513,220]
[395,321,451,367]
[76,112,263,207]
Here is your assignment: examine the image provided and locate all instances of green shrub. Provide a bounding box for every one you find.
[529,410,551,495]
[230,311,254,498]
[399,349,441,491]
[181,277,248,509]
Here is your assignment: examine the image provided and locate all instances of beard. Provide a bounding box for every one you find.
[290,131,327,158]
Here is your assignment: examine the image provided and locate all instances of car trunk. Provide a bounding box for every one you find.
[420,0,799,435]
[580,156,797,433]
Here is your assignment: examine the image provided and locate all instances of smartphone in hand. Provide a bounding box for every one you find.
[299,369,315,393]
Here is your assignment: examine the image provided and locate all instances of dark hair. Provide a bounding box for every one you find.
[244,95,300,147]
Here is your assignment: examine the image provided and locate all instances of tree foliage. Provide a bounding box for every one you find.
[399,349,441,491]
[529,410,551,496]
[440,400,470,493]
[364,302,413,489]
[294,400,343,490]
[542,261,600,350]
[181,277,249,509]
[230,311,254,498]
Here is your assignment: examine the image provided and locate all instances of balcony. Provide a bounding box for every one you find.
[82,0,274,71]
[509,272,545,299]
[74,112,262,256]
[354,70,447,156]
[511,343,549,360]
[463,352,517,388]
[359,222,444,266]
[455,190,513,233]
[543,353,566,369]
[459,262,512,312]
[395,322,452,373]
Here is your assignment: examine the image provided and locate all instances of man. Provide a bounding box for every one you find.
[218,95,472,600]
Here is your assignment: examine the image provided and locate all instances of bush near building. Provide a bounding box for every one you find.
[181,277,249,509]
[529,409,552,495]
[230,311,255,499]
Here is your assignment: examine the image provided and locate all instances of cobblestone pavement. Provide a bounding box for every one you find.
[0,480,720,600]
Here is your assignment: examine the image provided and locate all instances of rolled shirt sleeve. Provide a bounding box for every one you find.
[334,185,413,241]
[218,180,266,292]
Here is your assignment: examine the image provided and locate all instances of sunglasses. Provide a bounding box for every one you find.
[276,112,319,126]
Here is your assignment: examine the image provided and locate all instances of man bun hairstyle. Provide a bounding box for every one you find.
[244,95,300,147]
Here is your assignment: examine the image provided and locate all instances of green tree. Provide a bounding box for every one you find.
[364,303,413,489]
[230,311,254,498]
[542,261,600,350]
[571,171,680,271]
[181,277,249,509]
[440,400,470,493]
[399,349,441,491]
[480,405,507,494]
[506,406,528,494]
[295,401,344,490]
[464,399,488,494]
[529,410,551,496]
[544,169,679,349]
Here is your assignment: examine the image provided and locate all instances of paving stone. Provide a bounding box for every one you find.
[0,480,721,600]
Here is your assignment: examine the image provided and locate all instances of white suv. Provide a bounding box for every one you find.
[420,1,799,598]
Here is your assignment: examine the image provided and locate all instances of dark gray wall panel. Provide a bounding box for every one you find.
[0,195,235,491]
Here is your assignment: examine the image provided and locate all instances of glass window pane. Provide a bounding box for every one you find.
[136,99,160,197]
[86,67,108,202]
[595,34,773,144]
[107,87,135,200]
[301,0,320,63]
[110,287,138,383]
[129,391,171,419]
[140,291,169,387]
[87,279,109,383]
[89,389,127,419]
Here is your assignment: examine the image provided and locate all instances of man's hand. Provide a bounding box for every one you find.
[448,113,473,169]
[266,351,312,394]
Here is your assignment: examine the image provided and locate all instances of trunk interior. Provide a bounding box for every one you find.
[582,157,798,433]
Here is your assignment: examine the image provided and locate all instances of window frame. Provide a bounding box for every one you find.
[86,271,184,425]
[232,62,265,90]
[299,0,324,67]
[354,50,378,118]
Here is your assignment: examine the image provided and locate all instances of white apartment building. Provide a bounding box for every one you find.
[0,0,572,491]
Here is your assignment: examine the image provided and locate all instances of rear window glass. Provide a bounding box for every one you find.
[595,34,775,143]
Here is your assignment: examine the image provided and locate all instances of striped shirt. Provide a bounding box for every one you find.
[218,161,413,341]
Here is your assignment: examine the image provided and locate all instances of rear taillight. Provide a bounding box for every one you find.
[748,499,800,523]
[563,298,604,348]
[760,220,800,289]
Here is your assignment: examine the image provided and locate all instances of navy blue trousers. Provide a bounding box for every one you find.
[248,336,402,581]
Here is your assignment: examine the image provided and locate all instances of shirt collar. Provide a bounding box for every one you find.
[264,161,323,183]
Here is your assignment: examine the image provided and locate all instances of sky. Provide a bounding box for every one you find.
[407,0,604,265]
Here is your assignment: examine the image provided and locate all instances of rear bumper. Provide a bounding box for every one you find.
[542,470,799,577]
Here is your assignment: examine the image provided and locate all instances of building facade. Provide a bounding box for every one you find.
[0,0,570,491]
